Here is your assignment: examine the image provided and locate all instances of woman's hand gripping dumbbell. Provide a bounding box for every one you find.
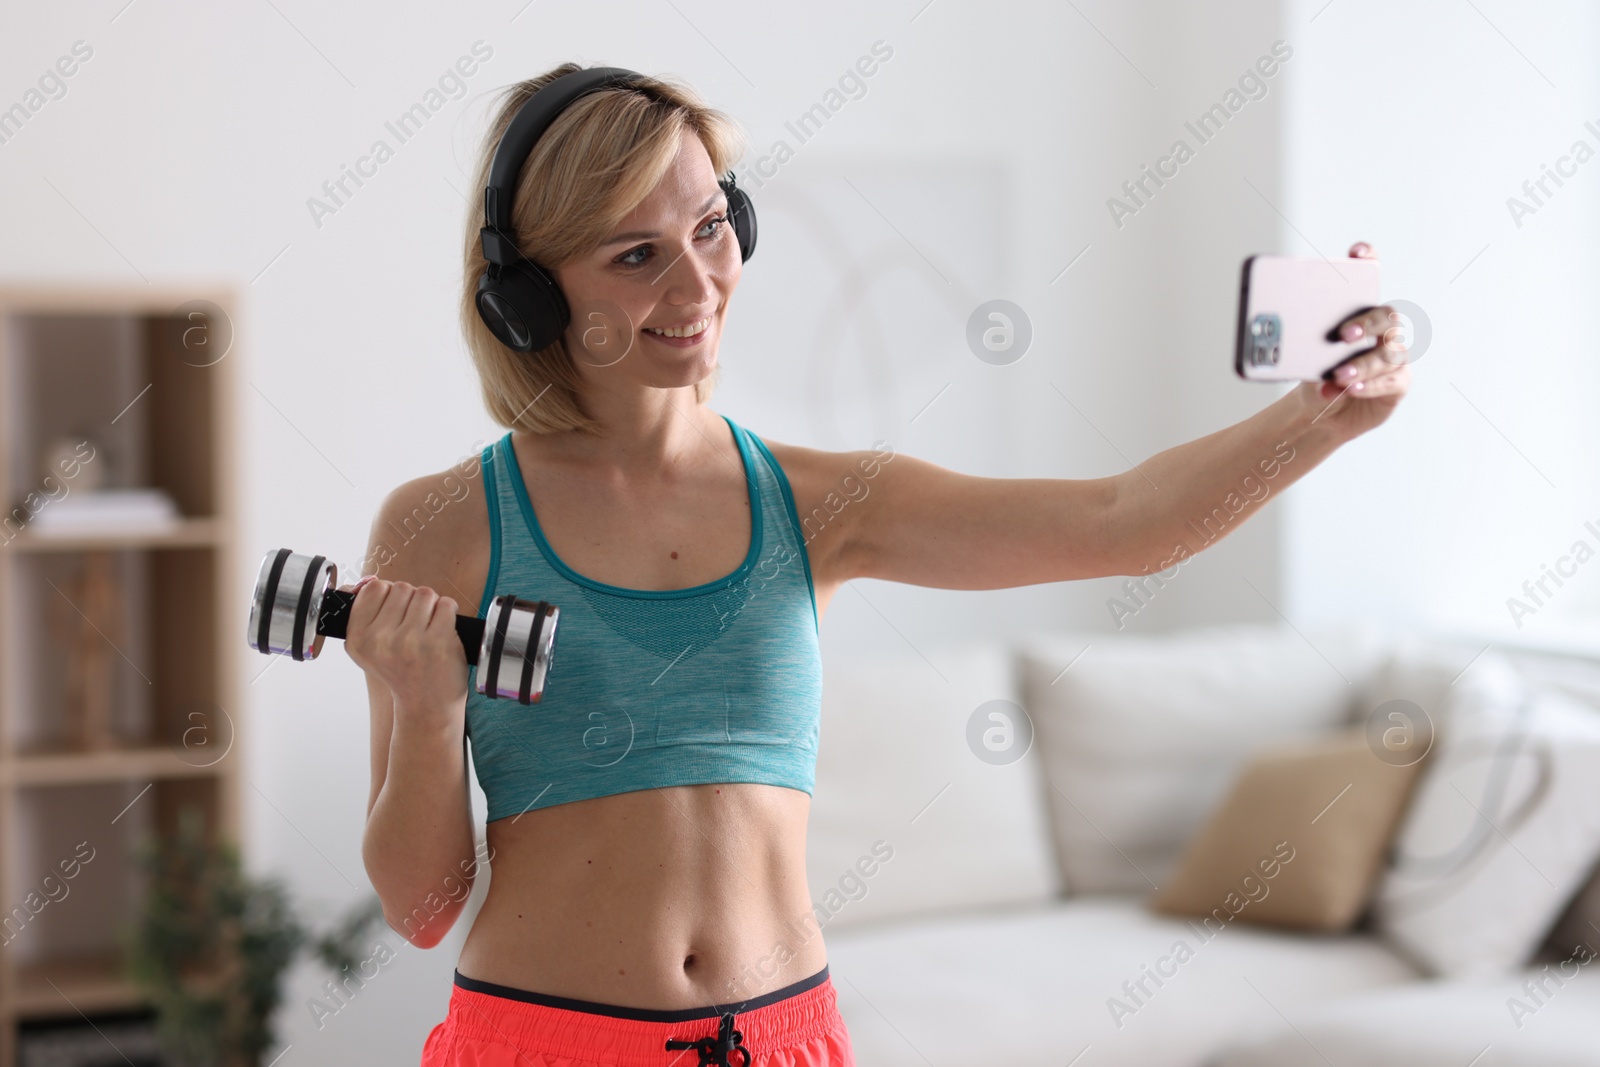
[246,548,559,704]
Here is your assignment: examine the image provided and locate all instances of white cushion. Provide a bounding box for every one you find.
[1018,623,1386,894]
[1374,653,1600,977]
[826,895,1416,1067]
[1214,967,1600,1067]
[806,642,1061,931]
[1355,631,1487,726]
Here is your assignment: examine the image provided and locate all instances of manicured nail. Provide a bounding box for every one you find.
[1350,380,1366,393]
[1352,242,1371,256]
[1341,322,1364,341]
[1337,364,1358,381]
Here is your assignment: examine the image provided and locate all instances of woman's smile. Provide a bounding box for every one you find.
[641,313,714,346]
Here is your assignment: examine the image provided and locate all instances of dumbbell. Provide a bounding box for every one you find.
[246,549,559,704]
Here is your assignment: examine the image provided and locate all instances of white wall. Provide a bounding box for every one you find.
[9,0,1590,1062]
[1277,0,1600,642]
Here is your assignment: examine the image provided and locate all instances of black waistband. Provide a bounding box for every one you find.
[452,963,829,1023]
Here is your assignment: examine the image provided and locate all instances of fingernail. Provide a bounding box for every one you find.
[1350,380,1366,393]
[1341,322,1364,341]
[1338,364,1358,381]
[1352,242,1371,255]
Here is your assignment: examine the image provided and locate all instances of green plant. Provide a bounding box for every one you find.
[126,804,385,1067]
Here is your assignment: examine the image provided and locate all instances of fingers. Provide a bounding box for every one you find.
[428,595,460,632]
[351,579,422,636]
[1357,361,1411,398]
[1329,348,1401,392]
[1319,354,1411,400]
[360,580,453,633]
[350,576,393,630]
[1329,306,1408,379]
[399,584,439,630]
[1334,304,1401,348]
[344,575,459,668]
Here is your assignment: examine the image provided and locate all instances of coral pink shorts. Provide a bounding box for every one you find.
[420,965,853,1067]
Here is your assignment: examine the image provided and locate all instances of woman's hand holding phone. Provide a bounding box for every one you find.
[1299,242,1413,437]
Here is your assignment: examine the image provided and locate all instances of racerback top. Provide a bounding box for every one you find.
[464,414,823,823]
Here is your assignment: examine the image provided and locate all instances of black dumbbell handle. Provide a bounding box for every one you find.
[316,588,486,665]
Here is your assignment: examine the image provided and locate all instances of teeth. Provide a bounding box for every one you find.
[645,316,711,339]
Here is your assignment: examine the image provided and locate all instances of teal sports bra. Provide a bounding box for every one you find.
[464,414,823,823]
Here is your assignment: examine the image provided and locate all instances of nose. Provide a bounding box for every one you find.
[655,240,720,309]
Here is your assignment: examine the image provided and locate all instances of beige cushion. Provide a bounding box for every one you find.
[1150,730,1424,932]
[1018,623,1388,894]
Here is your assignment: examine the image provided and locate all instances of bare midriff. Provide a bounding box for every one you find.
[455,781,826,1009]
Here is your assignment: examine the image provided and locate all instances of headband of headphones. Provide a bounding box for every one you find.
[479,66,644,268]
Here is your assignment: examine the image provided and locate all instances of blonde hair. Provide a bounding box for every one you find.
[460,64,747,437]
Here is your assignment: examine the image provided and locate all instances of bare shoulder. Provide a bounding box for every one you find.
[752,434,901,503]
[747,432,902,583]
[363,447,493,614]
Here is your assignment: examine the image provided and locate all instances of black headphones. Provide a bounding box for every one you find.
[474,65,757,353]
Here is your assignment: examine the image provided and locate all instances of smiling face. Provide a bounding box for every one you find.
[554,127,741,393]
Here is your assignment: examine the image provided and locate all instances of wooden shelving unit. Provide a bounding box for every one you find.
[0,286,239,1065]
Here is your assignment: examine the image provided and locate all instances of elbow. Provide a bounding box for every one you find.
[1090,475,1163,578]
[367,855,475,951]
[1101,474,1213,578]
[381,899,460,950]
[361,828,481,950]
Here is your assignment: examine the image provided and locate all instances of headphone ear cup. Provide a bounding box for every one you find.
[475,259,570,353]
[721,180,757,263]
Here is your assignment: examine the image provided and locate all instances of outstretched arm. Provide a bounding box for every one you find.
[840,243,1411,590]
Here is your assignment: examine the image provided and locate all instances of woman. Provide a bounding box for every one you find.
[347,63,1411,1066]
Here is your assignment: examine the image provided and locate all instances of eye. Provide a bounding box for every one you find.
[697,213,729,240]
[611,211,729,270]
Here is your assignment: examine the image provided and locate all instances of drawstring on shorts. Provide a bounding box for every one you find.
[666,1011,750,1067]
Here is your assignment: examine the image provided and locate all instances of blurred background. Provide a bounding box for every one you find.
[2,0,1599,1063]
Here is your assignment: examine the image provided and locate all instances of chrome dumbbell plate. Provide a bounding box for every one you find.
[248,548,338,661]
[477,594,558,705]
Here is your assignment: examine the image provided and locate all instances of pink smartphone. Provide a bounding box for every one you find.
[1235,254,1382,381]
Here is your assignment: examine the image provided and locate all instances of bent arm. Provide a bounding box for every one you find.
[846,386,1342,588]
[361,675,478,949]
[357,471,489,949]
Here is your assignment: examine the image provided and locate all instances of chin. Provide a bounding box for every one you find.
[628,360,712,395]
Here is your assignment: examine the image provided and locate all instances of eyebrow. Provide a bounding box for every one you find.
[602,191,726,246]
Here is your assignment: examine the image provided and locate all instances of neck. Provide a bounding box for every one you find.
[542,380,721,476]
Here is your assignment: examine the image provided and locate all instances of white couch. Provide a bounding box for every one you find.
[806,624,1600,1067]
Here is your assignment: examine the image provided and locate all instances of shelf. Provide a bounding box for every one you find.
[11,952,144,1017]
[0,286,232,319]
[0,289,240,1067]
[0,518,222,553]
[5,747,229,787]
